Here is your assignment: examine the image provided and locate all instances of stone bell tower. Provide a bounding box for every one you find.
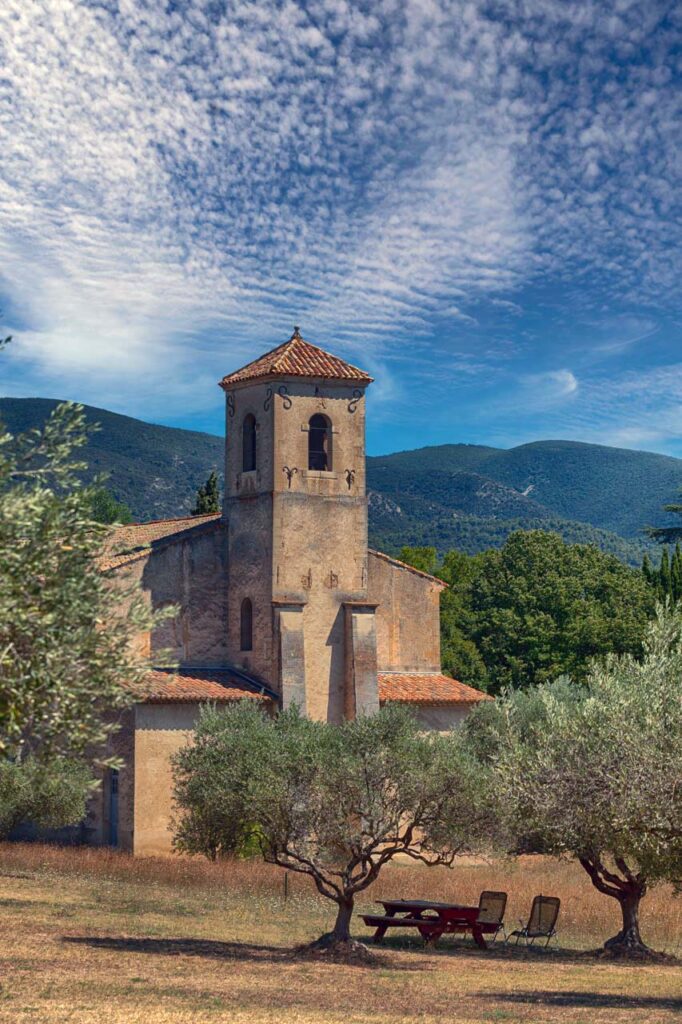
[219,328,379,722]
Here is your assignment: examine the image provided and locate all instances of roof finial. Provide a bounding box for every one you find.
[292,325,301,339]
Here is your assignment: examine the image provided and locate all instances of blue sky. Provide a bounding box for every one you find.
[1,1,681,457]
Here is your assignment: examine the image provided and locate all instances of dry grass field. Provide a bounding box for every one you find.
[0,843,680,1024]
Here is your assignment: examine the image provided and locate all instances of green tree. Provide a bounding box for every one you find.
[470,531,653,691]
[673,544,682,601]
[438,550,488,688]
[647,490,682,544]
[0,757,92,838]
[0,401,167,831]
[641,546,682,603]
[468,608,682,956]
[192,470,220,515]
[641,552,653,587]
[659,548,671,599]
[173,703,494,957]
[89,487,133,525]
[398,546,488,688]
[398,545,438,575]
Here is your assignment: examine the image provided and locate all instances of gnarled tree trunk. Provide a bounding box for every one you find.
[331,897,354,942]
[604,889,647,954]
[303,894,375,962]
[579,856,652,957]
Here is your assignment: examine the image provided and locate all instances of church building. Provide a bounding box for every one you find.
[94,329,489,854]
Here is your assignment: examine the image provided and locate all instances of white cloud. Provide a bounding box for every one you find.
[518,369,579,408]
[0,1,679,419]
[503,362,682,452]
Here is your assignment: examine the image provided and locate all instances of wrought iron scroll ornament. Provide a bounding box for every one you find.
[283,466,298,489]
[226,393,235,418]
[345,468,356,490]
[348,389,362,414]
[264,384,292,412]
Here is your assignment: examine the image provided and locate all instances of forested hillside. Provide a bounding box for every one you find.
[1,397,675,564]
[0,398,223,521]
[367,441,682,539]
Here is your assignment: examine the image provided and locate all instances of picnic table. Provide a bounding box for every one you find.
[362,899,490,949]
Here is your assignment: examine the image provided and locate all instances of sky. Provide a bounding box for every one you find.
[1,0,681,456]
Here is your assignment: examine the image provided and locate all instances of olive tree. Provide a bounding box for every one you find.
[173,702,494,957]
[0,757,92,838]
[0,399,164,834]
[469,608,682,956]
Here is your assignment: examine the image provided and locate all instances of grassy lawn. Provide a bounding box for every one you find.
[0,844,680,1024]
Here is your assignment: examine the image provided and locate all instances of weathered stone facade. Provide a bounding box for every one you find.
[91,331,490,855]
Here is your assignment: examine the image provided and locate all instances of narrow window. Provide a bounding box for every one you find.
[308,414,332,471]
[240,598,253,651]
[242,414,256,472]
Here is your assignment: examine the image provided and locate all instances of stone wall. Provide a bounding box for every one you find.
[224,380,277,682]
[115,523,228,667]
[132,703,201,856]
[271,381,369,721]
[368,551,443,674]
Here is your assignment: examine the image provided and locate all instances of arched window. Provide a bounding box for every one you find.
[242,414,257,472]
[308,414,332,471]
[240,598,253,651]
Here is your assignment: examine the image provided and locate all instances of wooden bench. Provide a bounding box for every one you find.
[360,917,440,937]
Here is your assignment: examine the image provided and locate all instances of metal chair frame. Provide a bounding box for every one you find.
[507,894,560,947]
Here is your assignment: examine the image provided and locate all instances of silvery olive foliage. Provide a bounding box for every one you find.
[468,608,682,953]
[173,702,495,946]
[0,757,92,838]
[0,396,167,834]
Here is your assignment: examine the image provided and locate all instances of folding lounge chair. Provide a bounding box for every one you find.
[476,890,508,942]
[507,895,560,947]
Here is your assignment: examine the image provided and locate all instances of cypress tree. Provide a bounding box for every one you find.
[191,471,220,516]
[672,543,682,602]
[659,547,672,601]
[642,553,653,586]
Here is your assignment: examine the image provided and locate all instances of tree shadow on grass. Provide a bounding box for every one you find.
[369,935,674,969]
[63,936,290,964]
[488,991,682,1012]
[63,935,426,971]
[372,934,583,963]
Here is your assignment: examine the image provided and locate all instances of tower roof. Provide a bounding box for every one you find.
[219,327,373,389]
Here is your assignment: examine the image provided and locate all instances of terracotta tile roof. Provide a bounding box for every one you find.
[219,328,373,388]
[369,550,447,589]
[101,514,221,571]
[378,672,492,706]
[138,667,277,703]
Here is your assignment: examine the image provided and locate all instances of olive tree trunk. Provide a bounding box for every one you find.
[604,890,648,954]
[331,897,355,942]
[579,858,651,956]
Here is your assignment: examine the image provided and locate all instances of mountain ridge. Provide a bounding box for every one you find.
[2,397,677,565]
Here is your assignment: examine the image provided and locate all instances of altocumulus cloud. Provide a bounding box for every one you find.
[0,1,680,420]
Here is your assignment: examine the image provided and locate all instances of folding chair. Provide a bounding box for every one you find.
[476,890,508,942]
[507,895,560,947]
